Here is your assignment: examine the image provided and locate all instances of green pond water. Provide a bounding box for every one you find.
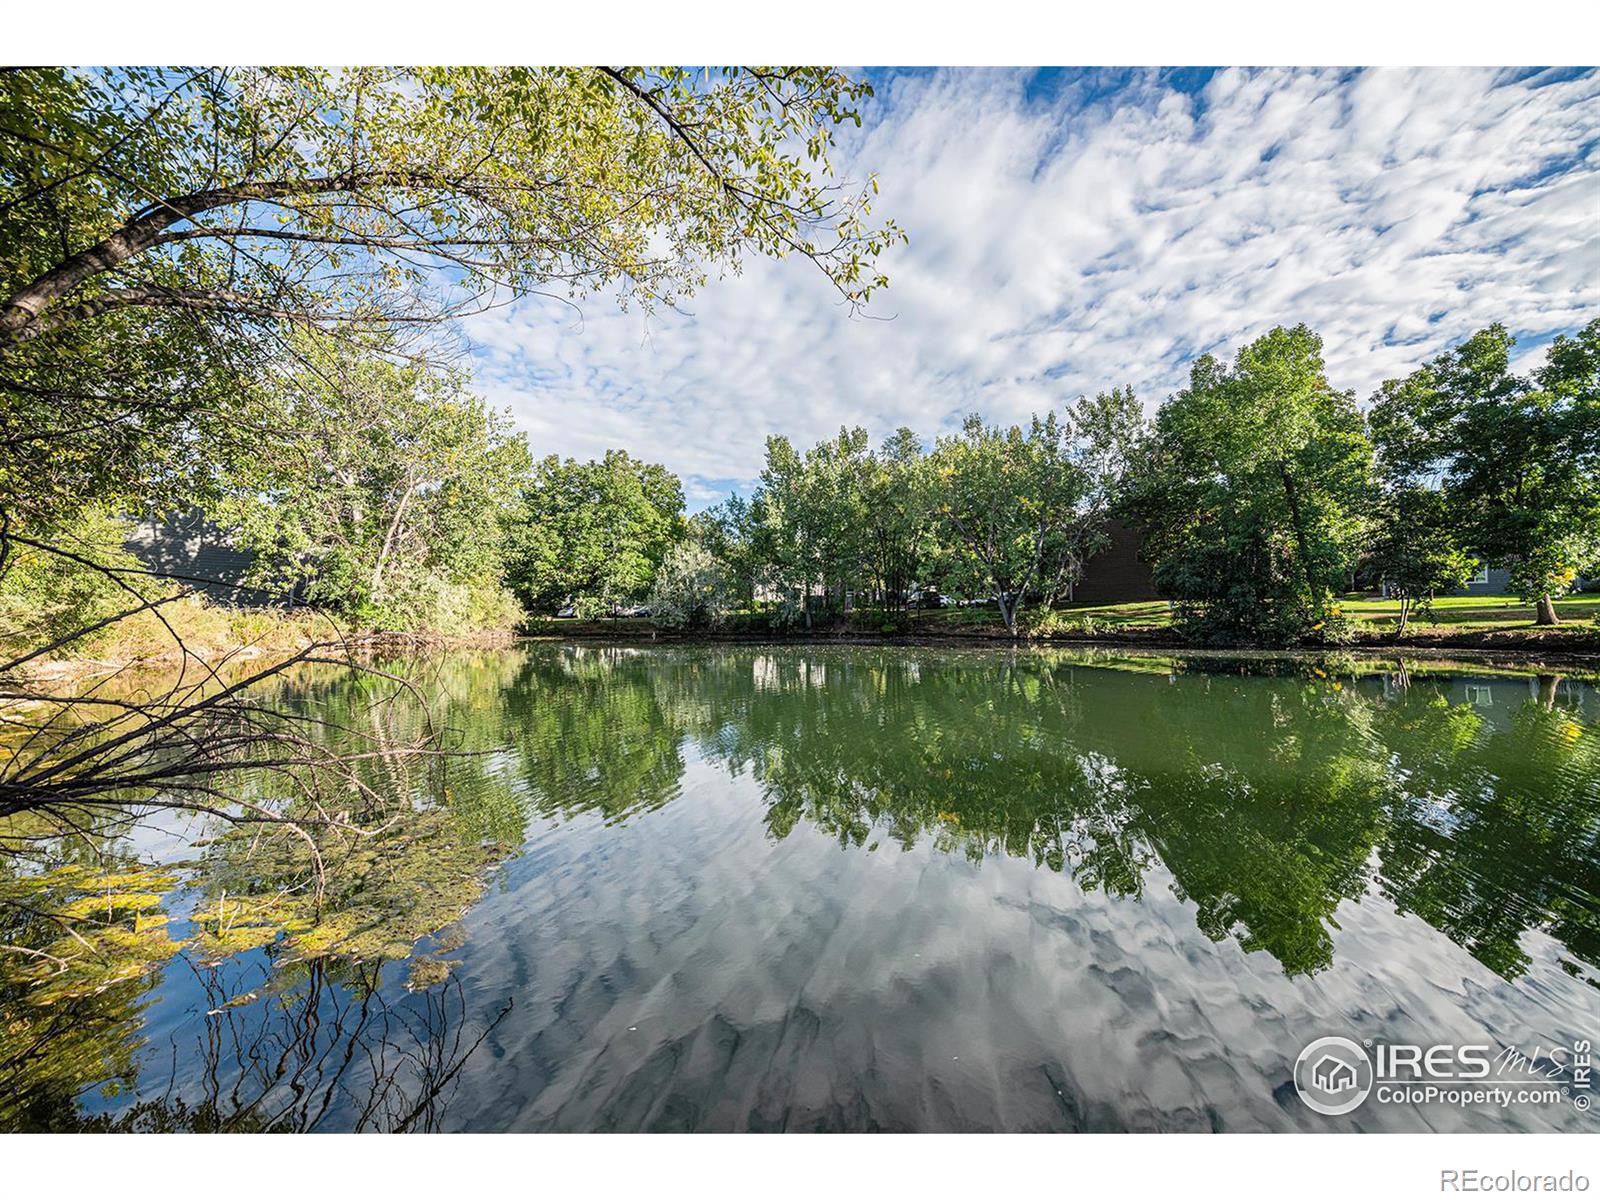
[3,643,1597,1132]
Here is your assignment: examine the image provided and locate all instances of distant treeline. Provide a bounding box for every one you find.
[5,319,1595,655]
[510,319,1598,642]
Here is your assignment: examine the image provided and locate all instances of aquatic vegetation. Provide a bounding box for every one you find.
[189,799,518,980]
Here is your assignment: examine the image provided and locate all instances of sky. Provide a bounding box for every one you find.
[463,66,1600,508]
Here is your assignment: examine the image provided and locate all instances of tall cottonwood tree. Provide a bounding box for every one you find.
[928,413,1089,635]
[1060,386,1145,598]
[1130,325,1374,642]
[1367,321,1600,624]
[221,335,530,629]
[863,427,931,611]
[750,429,874,623]
[504,451,685,618]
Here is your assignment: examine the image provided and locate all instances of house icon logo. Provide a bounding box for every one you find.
[1294,1036,1374,1116]
[1312,1054,1358,1093]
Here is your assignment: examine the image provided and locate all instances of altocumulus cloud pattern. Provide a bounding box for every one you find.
[464,67,1600,505]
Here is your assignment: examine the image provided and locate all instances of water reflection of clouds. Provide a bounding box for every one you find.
[443,744,1594,1131]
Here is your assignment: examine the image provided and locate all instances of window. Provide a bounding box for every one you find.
[1470,563,1490,585]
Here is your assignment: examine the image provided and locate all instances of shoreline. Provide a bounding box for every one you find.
[7,626,519,686]
[516,620,1600,665]
[14,620,1597,686]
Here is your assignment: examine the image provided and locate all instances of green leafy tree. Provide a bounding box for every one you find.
[751,429,875,625]
[0,508,146,658]
[221,337,530,631]
[691,496,761,610]
[862,427,932,611]
[927,413,1089,634]
[1062,386,1146,598]
[648,541,735,629]
[1131,325,1374,642]
[1366,488,1478,634]
[1,67,900,535]
[1367,320,1600,624]
[505,451,685,618]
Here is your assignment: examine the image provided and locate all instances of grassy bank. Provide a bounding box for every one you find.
[24,590,1593,680]
[521,592,1600,655]
[5,594,517,683]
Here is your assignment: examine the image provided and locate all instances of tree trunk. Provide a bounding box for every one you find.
[1536,594,1560,625]
[371,480,418,601]
[1395,598,1410,637]
[1277,459,1320,608]
[998,593,1017,637]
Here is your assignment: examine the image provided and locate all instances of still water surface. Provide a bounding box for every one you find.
[5,644,1598,1131]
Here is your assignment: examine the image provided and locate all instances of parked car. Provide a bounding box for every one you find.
[619,604,651,618]
[554,606,576,618]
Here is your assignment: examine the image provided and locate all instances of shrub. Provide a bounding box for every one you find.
[648,543,733,629]
[363,575,525,636]
[0,510,146,658]
[1019,609,1099,639]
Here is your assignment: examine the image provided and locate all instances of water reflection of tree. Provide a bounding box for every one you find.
[4,956,508,1132]
[688,652,1391,976]
[1,654,529,1130]
[0,815,184,1130]
[500,646,690,823]
[10,646,1595,1128]
[497,645,1596,984]
[0,943,157,1131]
[1374,687,1600,982]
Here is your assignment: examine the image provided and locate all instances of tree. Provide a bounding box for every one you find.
[648,541,734,629]
[0,508,146,658]
[0,64,901,830]
[862,427,931,611]
[691,496,760,611]
[1367,321,1600,625]
[220,335,530,630]
[1366,488,1477,635]
[505,451,685,618]
[927,413,1089,635]
[750,428,874,624]
[1130,325,1374,642]
[1062,386,1145,598]
[1,67,901,534]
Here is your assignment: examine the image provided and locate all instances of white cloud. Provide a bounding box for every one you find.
[464,67,1600,506]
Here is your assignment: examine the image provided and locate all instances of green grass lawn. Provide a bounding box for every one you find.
[523,592,1600,644]
[913,593,1600,636]
[1335,592,1600,630]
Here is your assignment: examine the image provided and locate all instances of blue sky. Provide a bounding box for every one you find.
[463,66,1600,508]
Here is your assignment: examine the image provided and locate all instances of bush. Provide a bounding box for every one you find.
[0,510,146,658]
[1019,609,1099,639]
[648,543,733,629]
[362,575,525,636]
[1172,595,1353,647]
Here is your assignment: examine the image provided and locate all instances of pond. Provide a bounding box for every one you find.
[2,643,1597,1132]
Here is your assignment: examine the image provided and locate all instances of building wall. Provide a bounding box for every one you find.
[124,512,272,606]
[1072,518,1159,605]
[1451,566,1514,596]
